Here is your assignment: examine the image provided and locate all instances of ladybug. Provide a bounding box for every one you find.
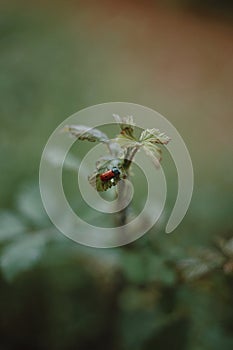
[100,167,121,182]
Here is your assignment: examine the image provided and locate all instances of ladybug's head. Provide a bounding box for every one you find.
[112,167,121,176]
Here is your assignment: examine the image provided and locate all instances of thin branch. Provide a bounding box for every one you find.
[115,145,140,227]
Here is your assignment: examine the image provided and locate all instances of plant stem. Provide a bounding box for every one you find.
[115,181,129,226]
[115,145,140,227]
[122,145,140,171]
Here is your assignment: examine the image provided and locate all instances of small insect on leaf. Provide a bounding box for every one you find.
[62,125,109,143]
[88,172,111,192]
[88,158,127,192]
[100,167,121,182]
[88,171,121,192]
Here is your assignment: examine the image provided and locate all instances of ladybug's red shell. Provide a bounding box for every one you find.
[100,170,115,182]
[100,167,121,182]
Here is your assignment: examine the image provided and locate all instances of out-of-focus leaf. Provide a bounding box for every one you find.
[223,259,233,274]
[219,237,233,258]
[178,248,225,280]
[120,251,176,286]
[146,254,176,286]
[121,252,147,284]
[139,128,170,145]
[119,287,159,311]
[0,231,51,281]
[119,307,175,350]
[16,183,49,227]
[119,309,158,350]
[44,148,80,171]
[202,327,233,350]
[62,125,109,142]
[0,211,26,242]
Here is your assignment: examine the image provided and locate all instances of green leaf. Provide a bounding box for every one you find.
[115,133,138,148]
[113,114,135,138]
[146,254,176,285]
[0,232,50,281]
[119,308,167,350]
[121,252,147,284]
[0,211,26,242]
[16,183,49,227]
[88,172,119,192]
[142,142,162,168]
[139,128,170,145]
[44,148,80,171]
[62,125,109,142]
[219,237,233,258]
[89,158,127,192]
[178,248,225,280]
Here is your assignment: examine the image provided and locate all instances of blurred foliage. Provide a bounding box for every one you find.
[0,179,232,350]
[0,1,233,350]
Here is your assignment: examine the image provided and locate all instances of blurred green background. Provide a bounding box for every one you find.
[0,1,233,349]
